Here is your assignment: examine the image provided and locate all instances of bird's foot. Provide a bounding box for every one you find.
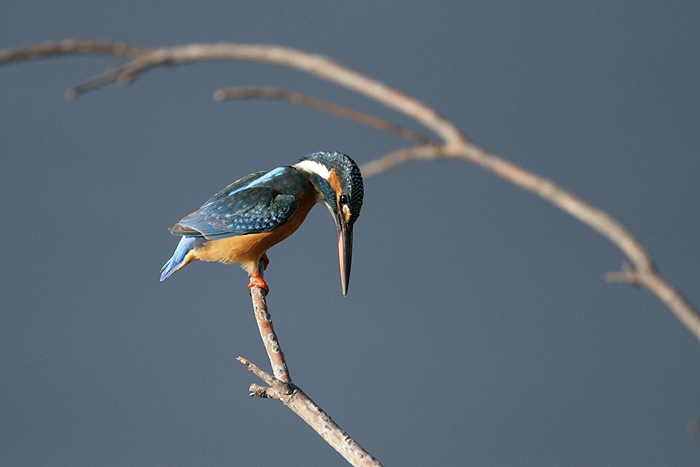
[260,254,270,270]
[248,272,269,296]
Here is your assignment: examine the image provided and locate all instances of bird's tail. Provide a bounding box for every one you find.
[160,236,201,281]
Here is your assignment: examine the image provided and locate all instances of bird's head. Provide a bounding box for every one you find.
[294,151,364,296]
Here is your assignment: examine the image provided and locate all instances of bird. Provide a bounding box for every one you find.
[160,151,364,296]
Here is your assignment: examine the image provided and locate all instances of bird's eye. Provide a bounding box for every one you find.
[339,194,349,205]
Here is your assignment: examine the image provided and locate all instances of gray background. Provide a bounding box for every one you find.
[2,2,699,465]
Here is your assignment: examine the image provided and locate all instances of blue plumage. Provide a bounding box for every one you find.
[160,151,364,295]
[160,236,204,281]
[169,167,311,239]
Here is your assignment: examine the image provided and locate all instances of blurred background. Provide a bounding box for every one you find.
[2,2,699,465]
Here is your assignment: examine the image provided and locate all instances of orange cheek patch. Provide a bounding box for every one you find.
[327,169,352,222]
[327,169,343,200]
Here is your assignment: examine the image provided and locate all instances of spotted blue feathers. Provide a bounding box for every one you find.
[169,167,311,239]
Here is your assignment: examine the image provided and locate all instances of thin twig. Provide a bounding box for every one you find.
[214,86,437,146]
[0,39,148,62]
[359,145,445,178]
[64,64,132,99]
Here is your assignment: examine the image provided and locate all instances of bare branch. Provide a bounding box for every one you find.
[0,39,149,62]
[361,141,700,339]
[603,261,698,333]
[1,40,467,146]
[248,261,291,383]
[237,357,289,394]
[363,141,700,339]
[214,86,437,146]
[359,145,445,178]
[448,143,655,271]
[64,64,132,99]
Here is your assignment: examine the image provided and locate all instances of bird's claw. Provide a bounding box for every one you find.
[248,272,269,295]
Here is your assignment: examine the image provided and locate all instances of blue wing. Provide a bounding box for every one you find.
[169,168,300,239]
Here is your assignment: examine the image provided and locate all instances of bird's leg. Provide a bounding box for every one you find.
[248,271,269,295]
[260,253,270,270]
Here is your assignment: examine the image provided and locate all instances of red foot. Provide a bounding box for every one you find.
[248,272,269,295]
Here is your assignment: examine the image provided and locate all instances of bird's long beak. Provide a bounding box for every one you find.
[336,214,353,296]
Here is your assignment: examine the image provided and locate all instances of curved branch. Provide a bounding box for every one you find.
[361,142,700,339]
[214,86,437,146]
[1,40,467,147]
[1,39,698,341]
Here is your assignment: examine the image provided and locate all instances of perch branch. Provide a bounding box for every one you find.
[1,40,698,340]
[248,261,291,383]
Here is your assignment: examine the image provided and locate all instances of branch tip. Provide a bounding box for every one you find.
[605,264,641,287]
[236,356,249,366]
[249,383,272,398]
[237,355,273,381]
[212,89,225,101]
[63,88,78,100]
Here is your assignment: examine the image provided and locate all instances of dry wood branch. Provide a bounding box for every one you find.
[214,86,437,146]
[248,263,291,383]
[237,357,382,466]
[359,145,445,178]
[0,39,148,62]
[0,41,697,337]
[365,141,700,339]
[1,41,467,147]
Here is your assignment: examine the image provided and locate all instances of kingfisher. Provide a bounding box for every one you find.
[160,151,364,296]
